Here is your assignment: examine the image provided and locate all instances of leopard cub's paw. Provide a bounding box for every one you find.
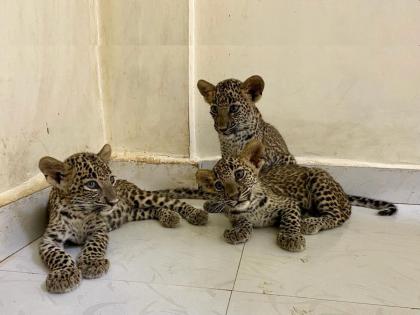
[159,209,181,228]
[277,232,306,252]
[186,207,208,225]
[78,258,110,279]
[46,266,82,294]
[223,228,250,245]
[203,200,225,213]
[301,218,322,235]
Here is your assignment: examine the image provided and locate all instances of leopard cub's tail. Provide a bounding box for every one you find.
[348,195,397,216]
[157,188,215,200]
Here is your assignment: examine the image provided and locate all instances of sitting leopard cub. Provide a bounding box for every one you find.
[198,75,295,168]
[196,141,397,252]
[159,75,296,212]
[38,144,207,293]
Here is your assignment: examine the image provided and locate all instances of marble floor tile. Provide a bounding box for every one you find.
[234,205,420,308]
[0,270,230,315]
[0,207,243,290]
[227,291,420,315]
[2,200,419,312]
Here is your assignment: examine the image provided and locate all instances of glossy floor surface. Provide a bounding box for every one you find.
[1,201,419,315]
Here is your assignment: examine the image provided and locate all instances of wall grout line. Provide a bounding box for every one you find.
[93,0,108,145]
[188,0,197,160]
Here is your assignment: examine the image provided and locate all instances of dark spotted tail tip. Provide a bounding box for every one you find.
[377,207,397,216]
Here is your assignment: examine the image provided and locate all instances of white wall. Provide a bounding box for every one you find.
[0,0,192,202]
[0,0,104,194]
[2,0,420,203]
[194,0,420,165]
[98,0,190,157]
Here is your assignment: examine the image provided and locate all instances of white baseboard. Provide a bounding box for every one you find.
[1,158,418,262]
[0,188,49,262]
[199,157,420,205]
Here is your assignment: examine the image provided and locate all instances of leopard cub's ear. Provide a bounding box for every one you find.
[197,79,216,104]
[97,144,112,162]
[240,140,266,171]
[242,75,264,103]
[39,157,73,190]
[196,169,216,193]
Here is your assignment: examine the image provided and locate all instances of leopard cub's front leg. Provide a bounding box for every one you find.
[224,216,253,244]
[77,220,110,279]
[39,225,82,293]
[277,232,306,252]
[276,201,306,252]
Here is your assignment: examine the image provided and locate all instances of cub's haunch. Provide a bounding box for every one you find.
[196,141,397,252]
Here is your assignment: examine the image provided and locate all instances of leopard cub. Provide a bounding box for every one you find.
[196,141,396,252]
[38,144,207,293]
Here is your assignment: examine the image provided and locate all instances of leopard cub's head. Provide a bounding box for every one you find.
[196,141,265,211]
[39,144,119,212]
[197,75,264,136]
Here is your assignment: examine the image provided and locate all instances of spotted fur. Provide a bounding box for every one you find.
[38,144,208,293]
[159,75,294,207]
[161,75,398,217]
[348,195,397,216]
[203,76,295,168]
[196,141,397,251]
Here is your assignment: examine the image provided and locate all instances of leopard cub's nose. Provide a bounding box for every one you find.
[227,191,239,200]
[106,198,119,206]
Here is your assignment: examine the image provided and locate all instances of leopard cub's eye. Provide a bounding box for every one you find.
[229,104,239,113]
[214,181,224,191]
[210,105,218,115]
[110,175,116,185]
[234,169,245,180]
[85,180,99,190]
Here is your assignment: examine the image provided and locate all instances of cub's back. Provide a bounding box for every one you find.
[261,164,312,195]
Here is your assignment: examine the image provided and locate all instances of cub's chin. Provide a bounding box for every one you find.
[99,205,115,215]
[234,200,250,211]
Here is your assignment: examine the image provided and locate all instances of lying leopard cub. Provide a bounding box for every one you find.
[196,141,397,252]
[38,144,207,293]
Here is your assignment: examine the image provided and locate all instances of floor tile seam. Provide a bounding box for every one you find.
[224,291,234,315]
[0,269,42,275]
[0,237,41,264]
[226,243,246,315]
[230,288,420,310]
[0,269,235,293]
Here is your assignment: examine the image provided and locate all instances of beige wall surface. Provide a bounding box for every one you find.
[2,0,420,198]
[0,1,104,193]
[99,0,190,157]
[0,0,192,197]
[194,0,420,164]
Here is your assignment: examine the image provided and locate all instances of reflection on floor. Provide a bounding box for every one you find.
[1,200,419,314]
